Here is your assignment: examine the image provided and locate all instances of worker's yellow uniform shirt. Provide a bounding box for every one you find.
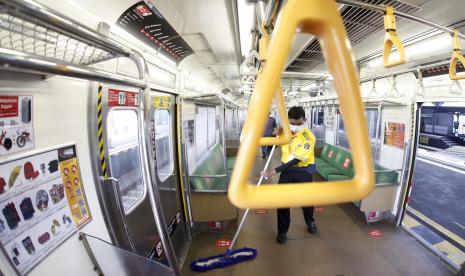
[281,128,316,167]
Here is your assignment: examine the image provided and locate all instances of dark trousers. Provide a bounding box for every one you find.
[277,168,314,234]
[261,145,272,157]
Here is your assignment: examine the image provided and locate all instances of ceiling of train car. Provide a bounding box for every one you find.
[285,0,423,73]
[158,0,241,90]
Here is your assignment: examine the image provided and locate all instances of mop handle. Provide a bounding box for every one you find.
[228,144,277,252]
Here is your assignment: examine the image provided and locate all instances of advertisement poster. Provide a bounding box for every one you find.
[0,96,34,157]
[108,89,139,107]
[0,144,91,275]
[384,122,405,149]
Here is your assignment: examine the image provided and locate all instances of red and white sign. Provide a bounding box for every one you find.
[216,239,231,247]
[367,211,382,222]
[342,158,351,169]
[255,209,267,215]
[0,96,19,118]
[135,4,152,17]
[208,221,223,230]
[315,207,325,213]
[0,95,35,157]
[368,229,383,237]
[108,89,139,107]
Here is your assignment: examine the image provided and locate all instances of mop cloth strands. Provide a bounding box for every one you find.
[190,247,257,272]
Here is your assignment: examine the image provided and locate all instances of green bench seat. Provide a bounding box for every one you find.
[316,143,399,185]
[189,143,237,222]
[227,157,236,174]
[190,143,228,191]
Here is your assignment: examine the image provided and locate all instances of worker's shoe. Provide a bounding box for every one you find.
[307,221,318,234]
[276,233,287,244]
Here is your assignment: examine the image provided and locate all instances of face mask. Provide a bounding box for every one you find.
[289,124,304,133]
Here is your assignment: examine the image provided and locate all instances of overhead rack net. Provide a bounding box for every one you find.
[0,0,147,88]
[0,13,113,65]
[0,1,127,65]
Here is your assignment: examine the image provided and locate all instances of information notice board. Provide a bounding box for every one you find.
[0,144,91,275]
[384,122,405,149]
[0,95,34,157]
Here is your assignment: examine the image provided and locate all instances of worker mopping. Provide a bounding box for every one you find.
[190,145,277,272]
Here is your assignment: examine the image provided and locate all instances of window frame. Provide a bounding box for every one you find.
[106,108,147,215]
[153,108,174,182]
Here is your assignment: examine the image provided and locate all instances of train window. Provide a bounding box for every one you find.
[195,107,209,156]
[154,109,173,181]
[195,106,218,158]
[106,109,146,214]
[337,109,381,157]
[209,107,217,148]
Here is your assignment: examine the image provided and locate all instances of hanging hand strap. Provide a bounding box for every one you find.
[228,0,374,209]
[449,30,465,80]
[383,6,405,68]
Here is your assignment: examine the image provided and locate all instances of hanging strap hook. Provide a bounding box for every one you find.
[449,30,465,80]
[368,77,377,97]
[383,6,405,68]
[415,69,425,97]
[388,75,402,97]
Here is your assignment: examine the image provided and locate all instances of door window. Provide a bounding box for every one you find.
[154,109,174,181]
[106,109,145,214]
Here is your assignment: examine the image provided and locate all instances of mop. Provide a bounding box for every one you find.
[190,145,277,272]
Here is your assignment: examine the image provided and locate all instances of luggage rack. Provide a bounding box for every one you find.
[0,0,147,88]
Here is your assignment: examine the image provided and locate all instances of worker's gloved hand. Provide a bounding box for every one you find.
[260,170,276,179]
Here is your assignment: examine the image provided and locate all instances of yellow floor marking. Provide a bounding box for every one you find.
[435,240,465,266]
[402,214,421,228]
[408,207,465,248]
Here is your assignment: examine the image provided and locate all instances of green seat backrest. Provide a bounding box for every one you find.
[321,144,330,158]
[190,144,228,191]
[322,144,336,163]
[336,151,354,177]
[330,148,344,168]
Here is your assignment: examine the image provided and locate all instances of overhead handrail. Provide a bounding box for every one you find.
[449,30,465,80]
[383,6,405,68]
[229,0,374,209]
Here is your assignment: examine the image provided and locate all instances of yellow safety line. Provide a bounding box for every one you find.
[408,206,465,248]
[435,241,465,265]
[176,102,189,222]
[97,83,108,179]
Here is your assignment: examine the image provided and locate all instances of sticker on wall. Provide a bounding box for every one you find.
[0,144,91,275]
[108,89,139,107]
[384,122,405,149]
[0,96,34,156]
[153,96,170,109]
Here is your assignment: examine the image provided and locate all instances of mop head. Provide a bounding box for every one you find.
[190,247,257,272]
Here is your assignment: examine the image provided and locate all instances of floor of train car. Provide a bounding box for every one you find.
[182,148,455,276]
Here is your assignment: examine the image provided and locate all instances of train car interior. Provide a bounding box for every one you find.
[1,0,465,275]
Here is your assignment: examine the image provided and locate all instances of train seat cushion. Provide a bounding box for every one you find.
[327,174,352,181]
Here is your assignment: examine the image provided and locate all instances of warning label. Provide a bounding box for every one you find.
[0,96,19,118]
[108,89,139,107]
